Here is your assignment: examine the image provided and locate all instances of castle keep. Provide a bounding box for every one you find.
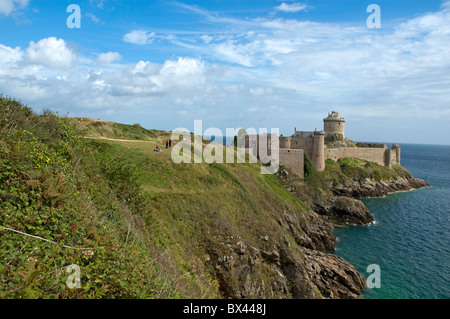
[247,112,401,178]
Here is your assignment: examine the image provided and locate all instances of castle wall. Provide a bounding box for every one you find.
[280,131,324,172]
[279,149,304,178]
[284,135,314,158]
[325,146,401,168]
[279,136,291,149]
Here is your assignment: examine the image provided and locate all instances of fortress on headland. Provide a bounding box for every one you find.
[245,111,401,178]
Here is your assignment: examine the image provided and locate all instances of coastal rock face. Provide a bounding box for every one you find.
[280,209,336,252]
[206,235,366,299]
[303,195,373,226]
[326,197,373,225]
[277,167,374,226]
[206,236,315,299]
[304,249,366,299]
[331,176,429,198]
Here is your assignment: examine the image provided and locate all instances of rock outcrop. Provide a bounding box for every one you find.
[304,249,366,299]
[331,175,429,198]
[206,235,366,299]
[277,166,374,226]
[280,209,336,252]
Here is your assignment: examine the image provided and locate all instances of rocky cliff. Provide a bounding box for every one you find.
[321,157,429,198]
[330,175,429,198]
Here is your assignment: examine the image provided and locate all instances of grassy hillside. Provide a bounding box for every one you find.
[321,157,412,186]
[0,97,315,299]
[73,117,164,141]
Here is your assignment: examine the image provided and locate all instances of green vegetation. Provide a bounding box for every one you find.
[276,154,331,212]
[322,157,412,186]
[74,117,163,141]
[303,153,328,191]
[0,97,310,299]
[355,142,385,148]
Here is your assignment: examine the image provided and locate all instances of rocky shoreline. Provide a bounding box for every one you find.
[201,163,429,300]
[270,163,429,299]
[330,175,430,198]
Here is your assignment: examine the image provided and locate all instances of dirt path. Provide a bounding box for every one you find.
[84,136,155,143]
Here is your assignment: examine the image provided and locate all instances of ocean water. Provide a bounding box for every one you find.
[333,143,450,299]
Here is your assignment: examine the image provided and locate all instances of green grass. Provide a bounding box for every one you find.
[321,157,413,186]
[304,153,328,190]
[0,96,313,299]
[72,117,164,141]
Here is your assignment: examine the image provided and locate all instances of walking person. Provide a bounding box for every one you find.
[166,139,169,148]
[169,139,172,147]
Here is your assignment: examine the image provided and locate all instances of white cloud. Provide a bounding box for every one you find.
[275,2,307,13]
[86,12,102,24]
[200,35,213,44]
[95,52,122,64]
[123,30,155,45]
[0,44,23,65]
[214,41,254,67]
[250,87,273,95]
[25,37,76,69]
[0,0,29,16]
[155,57,205,90]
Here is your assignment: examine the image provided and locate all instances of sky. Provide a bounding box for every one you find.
[0,0,449,144]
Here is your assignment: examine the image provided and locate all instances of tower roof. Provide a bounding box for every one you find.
[324,111,345,121]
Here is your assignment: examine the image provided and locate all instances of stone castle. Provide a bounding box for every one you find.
[246,111,401,178]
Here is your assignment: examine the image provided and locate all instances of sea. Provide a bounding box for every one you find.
[333,143,450,299]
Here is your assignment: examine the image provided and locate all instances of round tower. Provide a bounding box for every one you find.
[312,131,325,172]
[392,144,401,165]
[323,111,345,140]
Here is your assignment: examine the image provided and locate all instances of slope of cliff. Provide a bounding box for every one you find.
[0,97,365,299]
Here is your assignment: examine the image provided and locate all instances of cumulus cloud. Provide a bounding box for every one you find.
[123,30,155,45]
[275,2,307,13]
[0,44,23,65]
[0,0,29,16]
[25,37,76,69]
[95,52,122,64]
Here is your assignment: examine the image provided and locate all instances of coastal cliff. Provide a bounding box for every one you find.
[277,156,374,226]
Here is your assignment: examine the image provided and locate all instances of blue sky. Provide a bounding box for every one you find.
[0,0,449,144]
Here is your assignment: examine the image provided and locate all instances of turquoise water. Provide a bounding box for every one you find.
[333,143,450,299]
